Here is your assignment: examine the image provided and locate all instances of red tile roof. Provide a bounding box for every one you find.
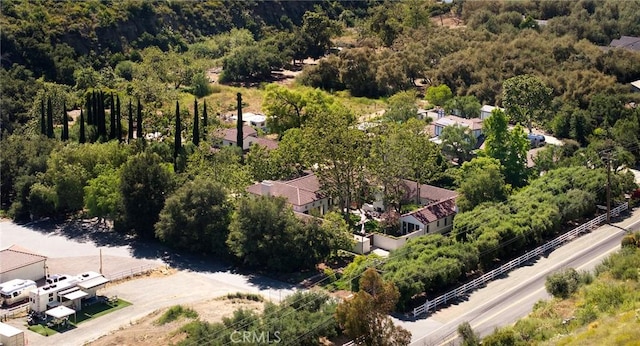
[404,198,457,224]
[216,125,257,143]
[250,137,279,150]
[401,179,458,204]
[0,245,47,274]
[246,173,325,206]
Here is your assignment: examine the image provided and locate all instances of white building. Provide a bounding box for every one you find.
[0,245,46,283]
[480,105,505,120]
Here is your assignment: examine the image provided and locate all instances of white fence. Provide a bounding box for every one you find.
[412,203,628,318]
[105,264,160,282]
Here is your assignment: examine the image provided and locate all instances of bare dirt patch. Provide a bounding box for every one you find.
[87,297,263,346]
[431,14,465,29]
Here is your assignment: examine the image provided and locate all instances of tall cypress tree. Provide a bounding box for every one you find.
[236,93,243,153]
[116,95,122,142]
[136,98,143,139]
[128,99,134,142]
[193,98,200,146]
[174,100,181,160]
[40,97,46,136]
[61,101,69,141]
[79,108,86,144]
[86,92,93,126]
[109,93,116,140]
[99,91,107,138]
[91,91,97,127]
[46,97,54,138]
[202,99,208,139]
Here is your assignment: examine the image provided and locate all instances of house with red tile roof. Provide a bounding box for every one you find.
[399,198,457,235]
[215,125,279,151]
[246,173,332,215]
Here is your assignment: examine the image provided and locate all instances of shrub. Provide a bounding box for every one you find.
[576,303,598,325]
[545,268,581,299]
[225,292,263,302]
[156,305,198,325]
[458,321,480,346]
[323,267,337,283]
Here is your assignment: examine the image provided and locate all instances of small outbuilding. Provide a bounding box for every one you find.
[0,245,47,283]
[0,322,25,346]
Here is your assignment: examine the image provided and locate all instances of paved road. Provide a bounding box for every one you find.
[395,208,640,346]
[0,220,297,346]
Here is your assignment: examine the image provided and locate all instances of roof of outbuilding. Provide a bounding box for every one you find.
[403,198,457,224]
[0,245,47,274]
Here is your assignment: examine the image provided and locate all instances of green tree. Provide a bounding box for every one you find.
[299,9,341,59]
[440,124,477,164]
[226,196,302,272]
[120,152,173,239]
[61,101,69,141]
[425,84,453,107]
[46,97,54,138]
[174,100,181,161]
[128,99,134,141]
[40,97,46,136]
[304,104,368,221]
[502,75,552,132]
[444,95,481,119]
[79,108,86,144]
[262,84,334,138]
[545,268,581,299]
[84,168,121,221]
[109,93,116,140]
[191,71,211,98]
[192,98,200,146]
[384,91,418,123]
[136,98,143,140]
[155,178,232,255]
[483,109,530,187]
[456,157,508,212]
[336,268,412,346]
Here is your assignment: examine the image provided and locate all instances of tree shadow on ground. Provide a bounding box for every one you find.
[20,218,297,291]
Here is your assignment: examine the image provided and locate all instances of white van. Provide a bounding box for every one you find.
[0,279,37,306]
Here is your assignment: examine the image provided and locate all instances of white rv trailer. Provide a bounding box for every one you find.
[0,279,37,306]
[28,271,108,313]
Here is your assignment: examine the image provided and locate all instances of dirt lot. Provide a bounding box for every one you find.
[88,297,264,346]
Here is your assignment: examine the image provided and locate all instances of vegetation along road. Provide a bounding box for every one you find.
[399,207,640,345]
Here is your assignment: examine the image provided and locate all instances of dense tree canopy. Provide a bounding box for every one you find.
[155,178,232,255]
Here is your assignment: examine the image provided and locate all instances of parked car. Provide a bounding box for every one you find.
[528,133,546,148]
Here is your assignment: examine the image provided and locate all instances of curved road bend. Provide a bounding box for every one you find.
[396,208,640,346]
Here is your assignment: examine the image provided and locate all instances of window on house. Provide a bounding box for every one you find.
[426,225,430,233]
[445,218,447,226]
[437,220,440,227]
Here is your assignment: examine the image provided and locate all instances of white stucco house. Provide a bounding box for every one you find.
[434,115,484,139]
[480,105,505,120]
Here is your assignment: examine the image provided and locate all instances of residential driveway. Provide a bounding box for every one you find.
[0,220,297,346]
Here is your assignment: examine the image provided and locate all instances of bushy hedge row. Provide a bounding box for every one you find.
[383,166,634,309]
